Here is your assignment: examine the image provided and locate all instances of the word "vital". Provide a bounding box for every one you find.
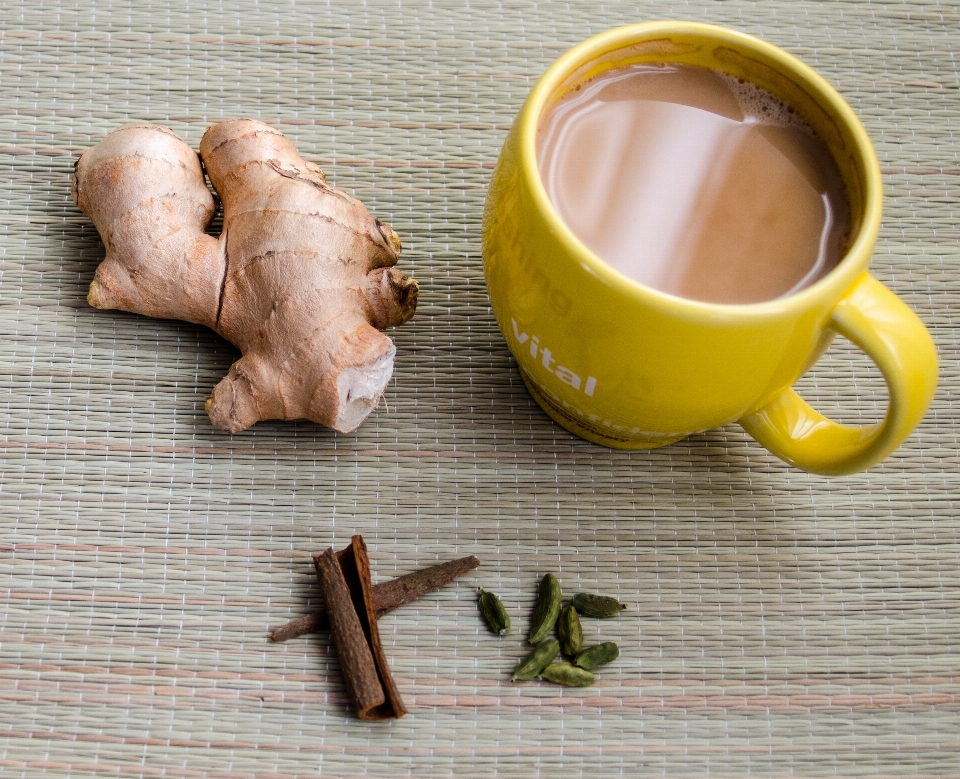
[511,318,597,396]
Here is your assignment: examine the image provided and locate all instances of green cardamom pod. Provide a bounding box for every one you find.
[571,592,627,619]
[511,638,560,681]
[478,587,511,635]
[528,573,562,644]
[540,661,596,687]
[556,603,583,656]
[574,642,620,671]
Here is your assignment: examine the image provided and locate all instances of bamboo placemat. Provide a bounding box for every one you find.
[1,1,958,777]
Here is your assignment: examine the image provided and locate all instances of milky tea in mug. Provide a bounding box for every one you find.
[536,62,851,304]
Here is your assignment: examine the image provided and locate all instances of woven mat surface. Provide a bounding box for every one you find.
[1,1,959,777]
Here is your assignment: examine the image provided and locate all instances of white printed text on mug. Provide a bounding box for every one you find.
[511,318,597,396]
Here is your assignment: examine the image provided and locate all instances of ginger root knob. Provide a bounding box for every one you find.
[73,119,418,434]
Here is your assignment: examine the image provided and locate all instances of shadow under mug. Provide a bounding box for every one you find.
[482,21,938,476]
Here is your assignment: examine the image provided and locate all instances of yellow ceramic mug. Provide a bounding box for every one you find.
[482,21,938,476]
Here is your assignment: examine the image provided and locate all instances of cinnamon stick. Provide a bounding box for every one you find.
[315,537,408,720]
[269,554,480,642]
[315,547,385,718]
[341,536,407,719]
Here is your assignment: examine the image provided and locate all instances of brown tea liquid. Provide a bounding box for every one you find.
[537,63,851,304]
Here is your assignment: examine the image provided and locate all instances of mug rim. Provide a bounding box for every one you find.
[519,21,884,319]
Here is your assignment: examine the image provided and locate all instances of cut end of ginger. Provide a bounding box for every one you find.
[333,345,396,433]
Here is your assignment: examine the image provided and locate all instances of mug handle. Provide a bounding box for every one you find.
[739,273,938,476]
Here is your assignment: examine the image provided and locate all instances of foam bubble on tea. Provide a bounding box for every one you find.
[536,63,851,304]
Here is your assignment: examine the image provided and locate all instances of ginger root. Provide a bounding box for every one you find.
[73,120,418,433]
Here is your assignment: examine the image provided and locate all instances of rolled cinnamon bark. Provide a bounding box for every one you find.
[269,554,480,643]
[314,536,408,720]
[315,547,385,718]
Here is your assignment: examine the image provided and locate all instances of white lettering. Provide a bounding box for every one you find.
[540,348,555,371]
[555,366,581,390]
[511,318,529,344]
[509,317,598,397]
